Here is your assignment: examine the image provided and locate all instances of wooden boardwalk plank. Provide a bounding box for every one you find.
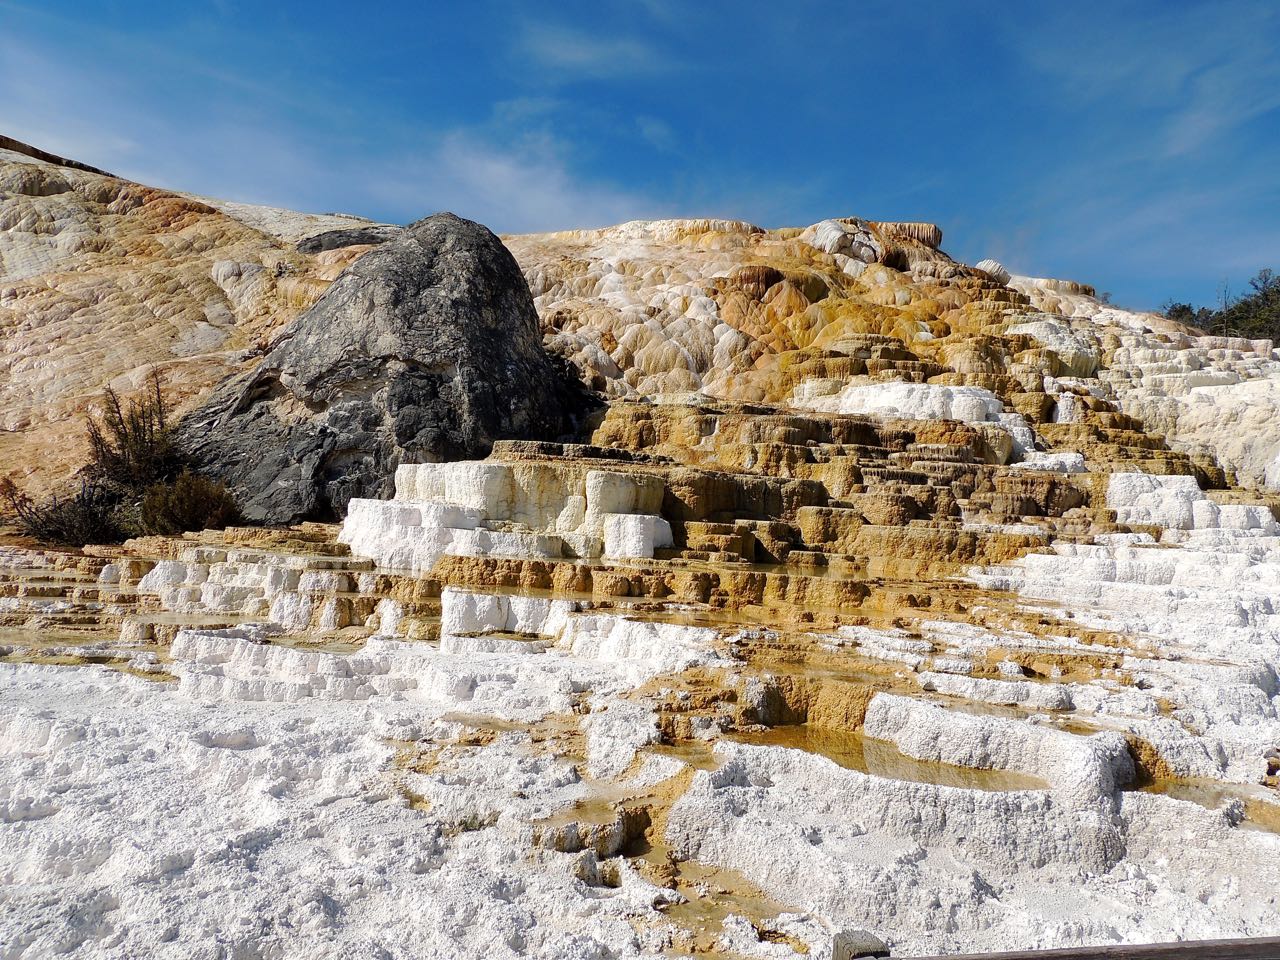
[900,937,1280,960]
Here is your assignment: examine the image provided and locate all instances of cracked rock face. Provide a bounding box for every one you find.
[176,212,593,524]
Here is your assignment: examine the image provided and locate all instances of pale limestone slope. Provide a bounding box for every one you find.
[6,134,1280,496]
[507,223,1280,488]
[0,145,381,490]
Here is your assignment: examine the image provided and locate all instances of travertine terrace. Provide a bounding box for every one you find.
[3,144,1280,958]
[507,217,1280,489]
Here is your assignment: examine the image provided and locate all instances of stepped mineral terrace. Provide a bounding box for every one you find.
[4,146,1280,957]
[6,421,1280,956]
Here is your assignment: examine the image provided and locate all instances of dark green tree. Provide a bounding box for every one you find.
[1165,269,1280,340]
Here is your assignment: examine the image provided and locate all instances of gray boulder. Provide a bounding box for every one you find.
[176,212,595,524]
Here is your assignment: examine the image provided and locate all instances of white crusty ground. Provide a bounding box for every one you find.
[0,609,780,960]
[791,381,1037,463]
[11,465,1278,957]
[340,462,674,572]
[668,740,1280,955]
[0,662,672,960]
[972,473,1280,786]
[5,574,1280,957]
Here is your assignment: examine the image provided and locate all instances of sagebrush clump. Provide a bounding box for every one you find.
[140,471,241,535]
[0,478,125,545]
[1,374,243,546]
[86,375,184,490]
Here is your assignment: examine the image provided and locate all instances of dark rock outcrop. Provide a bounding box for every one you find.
[0,133,117,177]
[296,223,402,254]
[176,212,596,524]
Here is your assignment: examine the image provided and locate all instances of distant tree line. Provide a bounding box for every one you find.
[1164,268,1280,340]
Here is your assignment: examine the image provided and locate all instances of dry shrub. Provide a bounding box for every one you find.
[140,471,242,535]
[0,478,125,545]
[3,374,243,546]
[86,374,183,489]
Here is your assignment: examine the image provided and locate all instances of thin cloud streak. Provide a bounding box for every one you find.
[1164,56,1280,156]
[366,132,666,233]
[0,32,665,234]
[1009,1,1280,158]
[517,22,667,77]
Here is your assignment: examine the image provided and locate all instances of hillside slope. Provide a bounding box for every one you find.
[5,135,1277,497]
[506,219,1280,489]
[0,138,389,490]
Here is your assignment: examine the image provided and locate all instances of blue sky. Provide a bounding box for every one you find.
[2,0,1277,310]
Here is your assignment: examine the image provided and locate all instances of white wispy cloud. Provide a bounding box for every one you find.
[517,22,665,77]
[490,96,564,127]
[636,115,676,152]
[1163,54,1280,156]
[0,27,664,234]
[366,131,664,233]
[1008,0,1280,157]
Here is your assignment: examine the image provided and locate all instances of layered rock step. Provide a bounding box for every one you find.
[9,143,1280,955]
[6,438,1280,956]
